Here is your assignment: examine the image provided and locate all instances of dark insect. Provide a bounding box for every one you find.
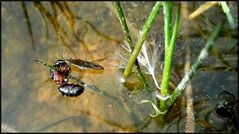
[195,91,239,133]
[215,91,239,119]
[59,84,84,97]
[50,70,69,85]
[214,91,239,132]
[53,59,71,74]
[50,60,71,85]
[35,58,104,97]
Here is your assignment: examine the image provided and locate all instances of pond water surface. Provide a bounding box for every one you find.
[2,2,238,132]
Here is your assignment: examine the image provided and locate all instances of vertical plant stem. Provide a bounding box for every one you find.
[220,1,235,29]
[159,2,172,111]
[163,2,172,51]
[160,3,180,112]
[114,1,133,50]
[123,2,162,79]
[168,22,222,106]
[114,1,147,85]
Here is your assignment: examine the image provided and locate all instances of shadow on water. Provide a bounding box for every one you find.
[1,1,238,132]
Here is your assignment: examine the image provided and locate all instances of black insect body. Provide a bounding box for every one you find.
[215,91,238,119]
[59,84,84,97]
[213,91,239,132]
[53,59,71,74]
[200,91,239,133]
[35,58,104,97]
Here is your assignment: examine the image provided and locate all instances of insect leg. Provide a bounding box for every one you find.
[68,74,85,86]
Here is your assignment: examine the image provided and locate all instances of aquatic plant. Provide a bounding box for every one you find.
[168,23,222,106]
[114,1,147,85]
[159,2,180,111]
[140,22,222,117]
[136,32,163,90]
[114,1,223,119]
[122,1,163,79]
[114,1,177,115]
[189,2,235,29]
[118,28,163,87]
[115,1,170,96]
[220,2,235,29]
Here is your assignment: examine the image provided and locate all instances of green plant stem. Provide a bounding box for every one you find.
[159,2,180,112]
[122,1,162,79]
[159,2,173,111]
[168,22,222,107]
[114,1,133,50]
[163,2,172,51]
[114,1,147,85]
[220,2,235,29]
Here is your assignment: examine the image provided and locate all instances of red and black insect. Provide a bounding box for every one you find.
[35,58,104,97]
[49,60,71,85]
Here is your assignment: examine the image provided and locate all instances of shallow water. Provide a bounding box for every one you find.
[1,2,238,132]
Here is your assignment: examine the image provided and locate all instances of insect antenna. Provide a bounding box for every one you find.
[35,59,58,71]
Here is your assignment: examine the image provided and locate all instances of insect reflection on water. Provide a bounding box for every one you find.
[35,58,104,97]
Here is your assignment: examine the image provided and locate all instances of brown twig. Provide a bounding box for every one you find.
[181,2,195,132]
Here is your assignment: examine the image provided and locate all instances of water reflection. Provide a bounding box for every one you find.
[2,1,238,132]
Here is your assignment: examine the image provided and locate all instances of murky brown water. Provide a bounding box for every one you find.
[2,1,238,132]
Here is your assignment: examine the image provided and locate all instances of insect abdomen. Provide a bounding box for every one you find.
[58,84,84,97]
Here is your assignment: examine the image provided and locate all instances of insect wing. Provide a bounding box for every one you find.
[67,59,104,70]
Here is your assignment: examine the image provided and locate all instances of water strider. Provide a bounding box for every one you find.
[35,58,104,97]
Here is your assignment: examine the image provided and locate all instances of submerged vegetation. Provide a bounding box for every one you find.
[114,1,237,132]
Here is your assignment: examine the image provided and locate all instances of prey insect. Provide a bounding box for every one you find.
[35,58,104,97]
